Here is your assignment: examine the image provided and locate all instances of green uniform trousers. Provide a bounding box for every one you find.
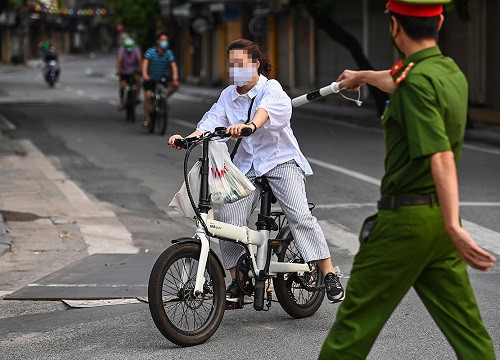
[319,204,495,359]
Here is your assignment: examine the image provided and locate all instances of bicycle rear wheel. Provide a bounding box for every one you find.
[148,241,226,346]
[273,230,324,318]
[125,88,136,122]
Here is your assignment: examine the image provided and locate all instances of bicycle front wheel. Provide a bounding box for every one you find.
[156,98,168,135]
[273,230,325,318]
[148,108,156,133]
[148,241,226,346]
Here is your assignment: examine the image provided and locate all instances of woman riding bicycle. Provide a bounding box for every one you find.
[168,39,344,303]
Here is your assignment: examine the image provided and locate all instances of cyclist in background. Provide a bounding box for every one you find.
[142,33,179,128]
[117,38,142,110]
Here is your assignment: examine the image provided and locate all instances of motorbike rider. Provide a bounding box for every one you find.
[43,47,60,81]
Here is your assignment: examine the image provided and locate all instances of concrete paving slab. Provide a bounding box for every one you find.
[5,253,158,300]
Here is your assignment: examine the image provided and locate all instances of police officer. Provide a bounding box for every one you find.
[319,1,496,359]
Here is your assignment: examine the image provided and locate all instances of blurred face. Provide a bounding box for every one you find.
[157,35,169,50]
[228,49,259,86]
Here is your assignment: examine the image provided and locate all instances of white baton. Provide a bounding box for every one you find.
[291,82,341,107]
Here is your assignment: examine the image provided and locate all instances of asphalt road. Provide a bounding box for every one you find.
[0,54,499,359]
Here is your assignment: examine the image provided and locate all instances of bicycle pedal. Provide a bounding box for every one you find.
[225,299,244,310]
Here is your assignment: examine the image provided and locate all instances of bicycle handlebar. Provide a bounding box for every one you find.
[291,81,341,108]
[173,126,253,149]
[240,127,253,137]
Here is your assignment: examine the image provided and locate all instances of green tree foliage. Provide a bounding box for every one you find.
[104,0,161,51]
[1,0,21,14]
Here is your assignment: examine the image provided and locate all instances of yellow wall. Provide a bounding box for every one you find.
[267,14,277,79]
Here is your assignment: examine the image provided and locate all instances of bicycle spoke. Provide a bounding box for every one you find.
[159,252,219,333]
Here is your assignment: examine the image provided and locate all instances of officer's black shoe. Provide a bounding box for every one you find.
[324,272,345,303]
[226,277,241,300]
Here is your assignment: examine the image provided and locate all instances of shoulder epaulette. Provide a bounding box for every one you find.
[394,62,415,86]
[390,59,403,77]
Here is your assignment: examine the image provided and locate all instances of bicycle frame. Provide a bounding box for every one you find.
[190,136,311,296]
[152,83,168,111]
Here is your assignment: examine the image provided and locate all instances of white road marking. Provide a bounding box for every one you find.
[462,220,500,255]
[166,201,500,220]
[463,144,500,157]
[294,112,384,134]
[307,157,381,186]
[76,90,86,96]
[294,113,500,156]
[319,220,359,256]
[307,158,500,254]
[26,283,147,288]
[164,115,500,254]
[62,299,143,308]
[460,202,500,207]
[313,203,375,209]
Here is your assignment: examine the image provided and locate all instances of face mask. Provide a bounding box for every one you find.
[390,22,405,58]
[230,66,255,86]
[159,41,168,50]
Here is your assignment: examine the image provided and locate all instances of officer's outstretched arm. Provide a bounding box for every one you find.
[336,70,395,94]
[430,151,496,271]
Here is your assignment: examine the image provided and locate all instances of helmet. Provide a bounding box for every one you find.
[124,38,135,47]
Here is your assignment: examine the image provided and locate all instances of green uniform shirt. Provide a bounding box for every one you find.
[380,46,468,196]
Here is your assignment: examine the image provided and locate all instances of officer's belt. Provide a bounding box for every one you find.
[377,194,439,210]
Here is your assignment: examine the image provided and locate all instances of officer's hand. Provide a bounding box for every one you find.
[336,70,365,91]
[226,123,252,139]
[168,134,184,150]
[449,227,496,271]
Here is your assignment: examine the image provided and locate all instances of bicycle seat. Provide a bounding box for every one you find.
[255,176,277,204]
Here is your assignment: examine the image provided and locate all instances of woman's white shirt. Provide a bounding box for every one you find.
[196,75,313,177]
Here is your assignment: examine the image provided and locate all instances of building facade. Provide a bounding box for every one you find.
[165,0,499,116]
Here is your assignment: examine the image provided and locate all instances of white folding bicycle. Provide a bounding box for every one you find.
[148,127,325,347]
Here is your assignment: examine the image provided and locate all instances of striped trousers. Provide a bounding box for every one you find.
[218,160,331,269]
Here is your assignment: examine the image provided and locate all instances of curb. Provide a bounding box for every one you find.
[0,213,11,255]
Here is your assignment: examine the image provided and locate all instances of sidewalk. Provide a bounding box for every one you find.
[0,116,137,294]
[177,84,500,147]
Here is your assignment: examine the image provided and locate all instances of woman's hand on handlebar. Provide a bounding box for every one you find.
[226,123,253,138]
[168,134,184,150]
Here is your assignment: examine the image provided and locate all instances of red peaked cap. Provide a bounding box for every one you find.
[387,1,443,17]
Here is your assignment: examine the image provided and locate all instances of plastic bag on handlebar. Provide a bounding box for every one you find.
[208,141,255,204]
[169,161,201,220]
